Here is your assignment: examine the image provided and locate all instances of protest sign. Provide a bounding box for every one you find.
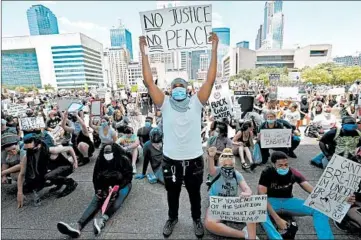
[68,103,84,113]
[304,155,361,223]
[288,72,301,81]
[209,83,233,120]
[209,195,268,223]
[260,129,292,148]
[91,101,101,116]
[233,91,255,119]
[57,98,81,112]
[269,74,280,83]
[6,103,27,117]
[19,117,45,131]
[277,87,299,101]
[49,125,64,144]
[139,5,212,53]
[97,88,107,98]
[328,88,345,96]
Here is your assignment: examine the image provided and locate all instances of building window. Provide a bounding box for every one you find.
[310,50,327,57]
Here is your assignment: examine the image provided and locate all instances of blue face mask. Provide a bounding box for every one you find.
[342,124,357,131]
[267,119,275,124]
[145,122,151,128]
[101,122,108,127]
[172,87,187,101]
[276,167,289,176]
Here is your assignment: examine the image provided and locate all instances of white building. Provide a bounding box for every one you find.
[128,61,158,87]
[2,33,104,89]
[104,47,130,88]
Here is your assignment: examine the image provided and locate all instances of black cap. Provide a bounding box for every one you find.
[104,145,112,153]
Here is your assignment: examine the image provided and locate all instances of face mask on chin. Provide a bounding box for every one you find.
[172,87,187,101]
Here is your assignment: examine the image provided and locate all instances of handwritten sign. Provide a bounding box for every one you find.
[91,101,101,116]
[209,195,268,223]
[233,91,255,119]
[209,83,233,120]
[260,129,292,148]
[304,155,361,223]
[277,87,299,101]
[19,117,45,131]
[140,5,212,53]
[6,103,27,117]
[358,91,361,106]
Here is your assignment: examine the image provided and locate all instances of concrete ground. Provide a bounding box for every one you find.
[1,133,360,239]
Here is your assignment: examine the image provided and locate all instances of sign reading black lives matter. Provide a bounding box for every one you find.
[209,195,268,223]
[304,155,361,223]
[209,83,233,120]
[140,5,212,53]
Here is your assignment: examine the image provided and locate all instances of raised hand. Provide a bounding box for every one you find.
[208,32,219,51]
[139,36,147,54]
[208,146,217,157]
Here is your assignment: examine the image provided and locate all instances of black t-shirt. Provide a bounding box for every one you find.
[46,117,61,129]
[259,166,306,198]
[142,140,163,175]
[137,126,152,146]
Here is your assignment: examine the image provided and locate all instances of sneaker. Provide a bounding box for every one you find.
[193,219,204,238]
[57,179,78,198]
[57,222,80,238]
[333,220,348,232]
[132,164,137,174]
[288,151,297,158]
[163,218,178,238]
[242,226,259,240]
[93,217,106,235]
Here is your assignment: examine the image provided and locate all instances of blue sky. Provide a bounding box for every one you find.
[2,1,361,59]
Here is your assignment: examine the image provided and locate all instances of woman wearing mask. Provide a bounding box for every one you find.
[56,144,133,238]
[89,116,117,149]
[204,147,257,239]
[112,109,129,136]
[232,121,255,171]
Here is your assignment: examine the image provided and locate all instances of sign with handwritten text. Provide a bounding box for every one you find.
[209,83,233,120]
[6,103,27,117]
[140,5,212,53]
[260,129,292,148]
[209,195,268,223]
[304,155,361,223]
[19,117,45,131]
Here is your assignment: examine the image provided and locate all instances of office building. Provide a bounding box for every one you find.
[128,62,158,87]
[27,4,59,36]
[255,25,263,50]
[237,41,250,49]
[2,33,103,89]
[213,28,230,46]
[333,52,361,66]
[104,47,131,88]
[110,20,133,60]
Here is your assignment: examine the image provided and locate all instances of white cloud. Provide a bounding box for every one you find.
[212,12,225,28]
[58,17,107,31]
[39,1,56,4]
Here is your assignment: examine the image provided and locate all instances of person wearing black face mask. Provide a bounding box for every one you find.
[56,144,132,238]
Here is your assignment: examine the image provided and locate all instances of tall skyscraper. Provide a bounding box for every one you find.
[237,41,249,49]
[259,1,284,49]
[26,5,59,36]
[255,25,263,50]
[110,20,133,60]
[212,28,231,46]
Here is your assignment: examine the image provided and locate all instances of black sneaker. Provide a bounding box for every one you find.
[333,220,348,232]
[57,179,78,198]
[193,219,204,238]
[288,151,297,158]
[93,217,106,235]
[78,157,90,167]
[163,218,178,238]
[57,222,81,238]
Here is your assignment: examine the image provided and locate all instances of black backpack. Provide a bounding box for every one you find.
[207,171,239,191]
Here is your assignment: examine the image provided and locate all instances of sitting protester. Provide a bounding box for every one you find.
[207,122,232,165]
[258,151,335,239]
[135,127,164,184]
[46,110,62,131]
[284,103,301,129]
[232,121,255,170]
[137,116,153,147]
[17,134,78,208]
[1,133,23,183]
[112,109,129,136]
[1,119,17,135]
[205,147,257,239]
[90,115,118,149]
[117,126,140,174]
[56,144,133,238]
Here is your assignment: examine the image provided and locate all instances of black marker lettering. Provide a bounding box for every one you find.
[194,26,204,45]
[184,29,196,47]
[203,6,212,22]
[165,30,176,49]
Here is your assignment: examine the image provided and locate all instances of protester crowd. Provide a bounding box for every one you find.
[1,32,360,239]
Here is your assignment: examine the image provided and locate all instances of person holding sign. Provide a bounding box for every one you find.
[139,32,219,238]
[205,147,257,239]
[258,151,335,239]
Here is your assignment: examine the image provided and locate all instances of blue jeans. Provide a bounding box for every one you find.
[262,197,334,239]
[154,167,164,184]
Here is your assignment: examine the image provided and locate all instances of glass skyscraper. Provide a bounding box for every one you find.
[2,49,42,88]
[237,41,249,49]
[27,5,59,36]
[260,0,284,49]
[212,28,230,46]
[110,22,133,60]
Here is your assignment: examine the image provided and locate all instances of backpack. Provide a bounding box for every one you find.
[334,128,361,141]
[304,123,323,138]
[207,171,239,191]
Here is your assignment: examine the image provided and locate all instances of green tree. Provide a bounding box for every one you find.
[44,84,54,91]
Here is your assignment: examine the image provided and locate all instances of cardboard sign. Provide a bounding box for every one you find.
[57,98,81,112]
[19,117,45,131]
[328,88,345,96]
[209,83,233,120]
[304,155,361,223]
[91,101,101,116]
[277,87,299,101]
[68,103,84,113]
[140,5,212,53]
[6,103,27,117]
[260,129,292,148]
[269,73,280,82]
[209,195,268,223]
[233,91,255,119]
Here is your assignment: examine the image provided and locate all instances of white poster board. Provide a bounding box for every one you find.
[304,155,361,223]
[48,125,64,144]
[277,87,299,101]
[209,83,233,120]
[6,103,27,117]
[260,129,292,148]
[91,101,101,116]
[57,98,81,111]
[328,88,345,96]
[233,91,255,119]
[358,91,361,106]
[140,5,212,53]
[209,195,268,223]
[19,117,46,131]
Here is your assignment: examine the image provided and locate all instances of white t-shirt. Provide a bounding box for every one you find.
[313,113,338,130]
[161,95,203,160]
[284,110,300,126]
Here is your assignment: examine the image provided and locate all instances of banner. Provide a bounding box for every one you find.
[260,129,292,148]
[209,83,233,120]
[19,117,45,131]
[209,195,268,223]
[277,87,299,101]
[304,155,361,223]
[288,72,301,81]
[233,91,255,119]
[140,5,212,53]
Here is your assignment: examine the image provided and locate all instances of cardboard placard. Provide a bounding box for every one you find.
[68,102,84,113]
[209,195,268,223]
[139,4,212,53]
[304,155,361,223]
[233,91,255,119]
[209,83,233,120]
[260,129,292,148]
[19,117,45,131]
[277,87,299,101]
[91,101,101,116]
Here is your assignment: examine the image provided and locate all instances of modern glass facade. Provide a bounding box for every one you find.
[271,12,284,49]
[110,28,133,60]
[27,5,59,36]
[2,49,42,88]
[190,50,207,80]
[237,41,249,49]
[261,1,284,49]
[52,45,103,89]
[212,28,230,46]
[333,53,361,66]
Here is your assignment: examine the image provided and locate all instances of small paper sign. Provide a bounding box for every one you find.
[260,129,292,148]
[91,101,101,116]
